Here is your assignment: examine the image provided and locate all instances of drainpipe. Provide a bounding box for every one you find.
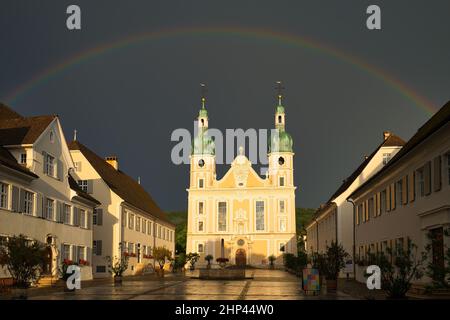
[334,205,338,245]
[314,218,319,253]
[347,198,356,279]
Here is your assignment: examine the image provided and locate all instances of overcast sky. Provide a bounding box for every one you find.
[1,0,449,211]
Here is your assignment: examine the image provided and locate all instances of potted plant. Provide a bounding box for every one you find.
[268,255,276,269]
[310,252,328,291]
[186,252,200,270]
[205,254,213,269]
[0,235,47,299]
[323,241,348,292]
[105,255,129,286]
[153,246,172,277]
[216,257,229,268]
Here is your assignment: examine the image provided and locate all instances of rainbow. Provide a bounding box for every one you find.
[3,26,437,115]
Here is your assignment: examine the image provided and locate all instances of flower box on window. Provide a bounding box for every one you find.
[63,259,74,265]
[79,259,89,266]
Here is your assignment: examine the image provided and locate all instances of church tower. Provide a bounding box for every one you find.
[190,84,216,190]
[268,81,294,187]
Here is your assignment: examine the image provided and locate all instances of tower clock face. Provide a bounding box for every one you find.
[278,157,285,166]
[198,159,205,167]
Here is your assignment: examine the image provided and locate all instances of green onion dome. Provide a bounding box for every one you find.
[192,130,215,155]
[268,129,293,153]
[276,104,285,114]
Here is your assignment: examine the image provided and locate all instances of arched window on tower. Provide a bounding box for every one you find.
[201,119,204,126]
[278,115,282,124]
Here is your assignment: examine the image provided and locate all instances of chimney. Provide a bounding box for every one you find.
[383,131,391,141]
[105,156,118,170]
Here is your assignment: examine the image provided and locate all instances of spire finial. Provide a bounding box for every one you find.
[73,129,77,141]
[275,81,284,105]
[200,83,207,109]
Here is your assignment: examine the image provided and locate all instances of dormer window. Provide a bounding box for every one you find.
[20,153,27,165]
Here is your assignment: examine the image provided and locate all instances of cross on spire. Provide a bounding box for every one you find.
[200,83,207,109]
[275,81,284,105]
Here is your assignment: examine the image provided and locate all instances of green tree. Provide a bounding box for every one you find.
[0,235,48,288]
[368,239,427,299]
[153,247,172,270]
[166,211,187,254]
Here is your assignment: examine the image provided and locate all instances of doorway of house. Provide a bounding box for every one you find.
[137,243,141,263]
[43,246,52,275]
[235,249,246,267]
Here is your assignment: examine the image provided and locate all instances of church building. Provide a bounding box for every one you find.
[186,86,297,267]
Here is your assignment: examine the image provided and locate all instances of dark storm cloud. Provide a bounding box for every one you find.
[0,0,449,211]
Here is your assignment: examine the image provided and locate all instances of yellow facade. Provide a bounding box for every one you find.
[186,97,297,267]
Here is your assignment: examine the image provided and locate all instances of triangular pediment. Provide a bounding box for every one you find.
[216,155,266,188]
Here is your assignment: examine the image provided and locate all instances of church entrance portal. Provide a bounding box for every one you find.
[235,249,246,267]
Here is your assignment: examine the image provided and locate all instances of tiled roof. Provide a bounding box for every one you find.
[68,140,173,226]
[348,100,450,199]
[0,104,56,145]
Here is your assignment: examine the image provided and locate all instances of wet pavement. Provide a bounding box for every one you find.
[29,269,356,300]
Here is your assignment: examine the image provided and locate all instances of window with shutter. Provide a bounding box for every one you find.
[409,172,415,202]
[23,191,34,215]
[386,185,391,212]
[424,162,432,195]
[87,180,93,194]
[11,186,19,212]
[390,183,396,210]
[94,208,103,226]
[36,193,43,217]
[402,176,408,205]
[97,240,102,256]
[395,180,403,208]
[0,183,8,209]
[64,204,71,224]
[73,207,79,226]
[355,204,360,225]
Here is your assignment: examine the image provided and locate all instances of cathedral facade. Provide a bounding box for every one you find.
[186,90,297,267]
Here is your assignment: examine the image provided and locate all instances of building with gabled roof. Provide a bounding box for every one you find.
[348,101,450,286]
[306,131,405,276]
[0,103,99,282]
[69,140,175,277]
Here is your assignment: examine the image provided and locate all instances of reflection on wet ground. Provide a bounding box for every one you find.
[30,269,356,300]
